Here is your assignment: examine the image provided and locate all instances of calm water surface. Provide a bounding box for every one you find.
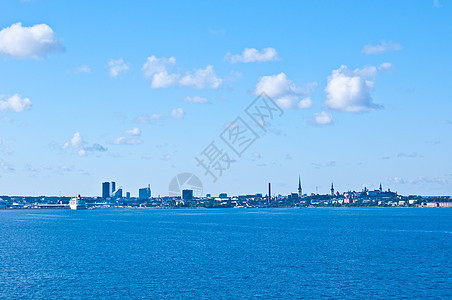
[0,208,451,299]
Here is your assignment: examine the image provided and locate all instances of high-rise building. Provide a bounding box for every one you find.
[111,182,116,196]
[126,192,131,199]
[138,185,151,200]
[112,188,123,199]
[298,176,303,198]
[181,189,193,201]
[102,182,110,198]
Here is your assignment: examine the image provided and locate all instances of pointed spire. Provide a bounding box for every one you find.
[298,175,302,189]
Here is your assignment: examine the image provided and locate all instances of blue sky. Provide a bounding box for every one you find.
[0,0,451,197]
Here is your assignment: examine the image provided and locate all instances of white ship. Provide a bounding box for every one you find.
[69,195,87,210]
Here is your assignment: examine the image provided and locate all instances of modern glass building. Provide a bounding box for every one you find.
[102,182,110,199]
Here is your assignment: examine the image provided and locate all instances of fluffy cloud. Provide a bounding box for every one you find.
[125,127,141,136]
[62,132,107,156]
[226,47,279,63]
[314,111,333,125]
[361,40,402,55]
[179,65,222,89]
[0,159,15,172]
[142,55,175,77]
[75,65,91,73]
[135,113,162,124]
[63,132,83,149]
[142,56,179,88]
[298,97,313,109]
[254,72,316,110]
[142,56,222,89]
[171,107,184,119]
[185,96,208,103]
[108,59,129,77]
[113,136,142,145]
[324,64,390,113]
[84,143,107,152]
[0,94,32,112]
[0,23,63,59]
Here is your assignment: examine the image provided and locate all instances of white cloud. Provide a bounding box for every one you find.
[135,113,162,124]
[298,97,313,109]
[324,64,389,113]
[185,96,209,103]
[0,94,32,112]
[171,107,184,119]
[226,47,280,63]
[63,132,83,149]
[252,152,261,159]
[0,159,15,172]
[83,143,107,153]
[433,0,441,8]
[142,55,176,77]
[0,22,63,59]
[125,127,141,136]
[362,40,402,55]
[179,65,222,89]
[78,149,87,156]
[151,72,180,88]
[75,65,91,73]
[254,72,316,110]
[142,56,222,89]
[108,58,129,77]
[314,111,333,125]
[113,137,142,145]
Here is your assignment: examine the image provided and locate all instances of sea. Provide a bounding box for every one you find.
[0,208,451,299]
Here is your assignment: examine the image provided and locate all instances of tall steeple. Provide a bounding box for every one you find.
[379,183,382,192]
[331,182,334,196]
[298,175,302,197]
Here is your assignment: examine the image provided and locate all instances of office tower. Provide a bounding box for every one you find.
[102,182,110,198]
[181,189,193,201]
[111,182,116,196]
[138,185,151,200]
[112,188,123,199]
[126,192,130,199]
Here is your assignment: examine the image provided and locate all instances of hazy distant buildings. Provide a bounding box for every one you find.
[102,182,110,198]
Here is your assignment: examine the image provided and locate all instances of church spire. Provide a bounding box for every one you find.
[298,175,302,197]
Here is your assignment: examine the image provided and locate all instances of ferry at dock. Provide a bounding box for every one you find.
[69,195,87,210]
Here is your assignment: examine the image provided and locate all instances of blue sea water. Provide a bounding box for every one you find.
[0,208,451,299]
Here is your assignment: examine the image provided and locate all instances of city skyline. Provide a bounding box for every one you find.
[1,1,451,196]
